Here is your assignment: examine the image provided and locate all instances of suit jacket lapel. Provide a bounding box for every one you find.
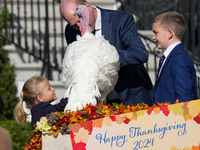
[99,8,112,42]
[157,43,183,81]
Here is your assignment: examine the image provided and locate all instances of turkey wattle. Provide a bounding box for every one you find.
[60,5,120,112]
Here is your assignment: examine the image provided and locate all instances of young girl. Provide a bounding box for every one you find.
[14,75,68,129]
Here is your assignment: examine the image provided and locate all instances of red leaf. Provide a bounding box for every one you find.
[147,108,153,115]
[70,130,75,144]
[160,106,170,116]
[91,105,97,111]
[193,113,200,124]
[109,115,116,122]
[79,120,93,134]
[72,142,87,150]
[123,117,130,124]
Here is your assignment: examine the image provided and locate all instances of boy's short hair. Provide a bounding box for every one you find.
[153,11,186,39]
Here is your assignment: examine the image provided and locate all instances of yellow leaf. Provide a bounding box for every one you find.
[184,147,192,150]
[124,112,134,120]
[170,145,182,150]
[137,109,147,117]
[170,145,177,150]
[168,102,183,116]
[102,117,112,126]
[187,100,200,117]
[115,115,124,125]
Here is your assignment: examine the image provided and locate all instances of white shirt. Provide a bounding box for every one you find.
[93,6,119,100]
[158,41,181,77]
[93,6,102,38]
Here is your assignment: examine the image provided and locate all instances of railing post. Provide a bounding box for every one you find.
[3,0,7,35]
[42,0,52,80]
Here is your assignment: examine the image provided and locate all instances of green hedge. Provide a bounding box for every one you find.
[0,120,32,150]
[0,7,18,120]
[0,7,32,150]
[0,6,19,119]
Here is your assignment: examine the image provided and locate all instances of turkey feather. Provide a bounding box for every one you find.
[60,5,119,112]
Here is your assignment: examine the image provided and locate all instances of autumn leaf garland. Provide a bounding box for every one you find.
[24,101,177,150]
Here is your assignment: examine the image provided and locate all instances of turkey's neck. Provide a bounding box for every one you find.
[80,9,90,36]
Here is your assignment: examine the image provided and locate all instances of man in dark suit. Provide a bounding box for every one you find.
[152,11,198,104]
[60,0,153,106]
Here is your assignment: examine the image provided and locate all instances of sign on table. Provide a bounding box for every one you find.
[69,99,200,150]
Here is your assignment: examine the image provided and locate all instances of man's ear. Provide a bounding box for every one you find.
[168,29,174,40]
[37,95,44,102]
[85,2,91,7]
[85,1,92,10]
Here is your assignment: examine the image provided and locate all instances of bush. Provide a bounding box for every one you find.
[0,7,19,119]
[0,120,32,150]
[0,8,32,150]
[0,49,19,119]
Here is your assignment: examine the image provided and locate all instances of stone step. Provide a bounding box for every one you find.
[3,44,66,100]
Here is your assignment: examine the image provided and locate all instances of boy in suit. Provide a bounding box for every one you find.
[152,11,198,104]
[60,0,153,106]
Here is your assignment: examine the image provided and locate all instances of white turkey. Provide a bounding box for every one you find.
[60,5,120,112]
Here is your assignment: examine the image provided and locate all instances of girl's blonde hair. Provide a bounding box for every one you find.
[14,75,47,124]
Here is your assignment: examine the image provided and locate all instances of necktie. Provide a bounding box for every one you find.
[92,29,95,35]
[152,55,165,102]
[92,29,96,35]
[156,55,165,79]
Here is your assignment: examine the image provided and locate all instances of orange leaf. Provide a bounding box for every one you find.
[47,130,53,135]
[115,115,125,124]
[92,118,103,128]
[69,123,81,133]
[183,113,193,121]
[191,145,200,150]
[153,107,160,114]
[131,115,138,121]
[52,130,60,138]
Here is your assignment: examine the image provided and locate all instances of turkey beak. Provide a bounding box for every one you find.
[74,8,79,16]
[73,10,77,16]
